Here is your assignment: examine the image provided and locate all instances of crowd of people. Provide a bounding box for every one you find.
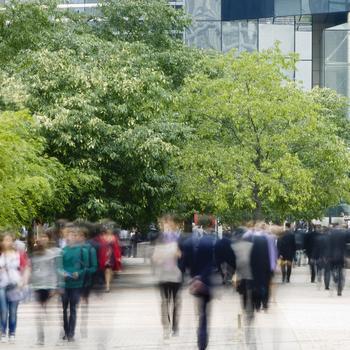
[152,217,350,350]
[0,221,121,344]
[0,216,349,349]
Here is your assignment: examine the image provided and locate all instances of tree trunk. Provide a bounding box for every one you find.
[253,183,263,222]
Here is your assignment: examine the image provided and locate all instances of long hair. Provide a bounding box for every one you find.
[0,231,16,254]
[33,228,54,255]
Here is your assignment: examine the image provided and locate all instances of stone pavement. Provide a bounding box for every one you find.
[8,259,350,350]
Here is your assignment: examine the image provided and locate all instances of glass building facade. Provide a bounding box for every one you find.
[184,0,350,96]
[1,0,350,97]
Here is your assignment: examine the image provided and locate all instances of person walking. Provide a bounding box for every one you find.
[0,231,30,343]
[152,215,182,339]
[304,225,320,283]
[314,228,331,290]
[96,224,121,293]
[329,227,349,296]
[181,215,235,350]
[31,229,62,345]
[61,224,89,342]
[277,223,296,283]
[231,227,254,322]
[76,224,97,339]
[130,228,139,258]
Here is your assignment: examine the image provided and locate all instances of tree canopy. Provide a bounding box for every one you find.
[174,48,350,223]
[0,0,349,228]
[0,0,198,227]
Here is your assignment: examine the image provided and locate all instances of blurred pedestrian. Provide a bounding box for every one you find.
[181,215,235,350]
[329,227,348,296]
[61,224,89,342]
[304,225,321,283]
[130,228,139,258]
[77,224,97,338]
[152,215,182,339]
[243,223,273,311]
[231,227,254,322]
[277,223,296,283]
[31,228,62,345]
[0,231,30,343]
[96,224,121,293]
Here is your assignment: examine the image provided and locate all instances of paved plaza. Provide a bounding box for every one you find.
[9,259,350,350]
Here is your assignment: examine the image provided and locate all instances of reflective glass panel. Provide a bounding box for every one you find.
[222,20,258,53]
[185,0,221,20]
[324,29,348,64]
[295,60,312,90]
[296,30,312,60]
[325,65,348,97]
[259,21,295,54]
[186,21,222,50]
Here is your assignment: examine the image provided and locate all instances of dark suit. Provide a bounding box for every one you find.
[181,233,235,350]
[277,231,296,282]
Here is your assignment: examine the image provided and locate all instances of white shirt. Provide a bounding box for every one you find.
[152,242,182,283]
[0,252,22,288]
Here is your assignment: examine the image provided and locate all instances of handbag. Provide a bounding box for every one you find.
[6,286,28,302]
[4,255,27,302]
[189,276,210,297]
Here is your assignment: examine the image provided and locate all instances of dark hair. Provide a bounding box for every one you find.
[285,223,291,229]
[197,215,212,229]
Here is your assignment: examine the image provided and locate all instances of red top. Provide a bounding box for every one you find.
[95,234,121,271]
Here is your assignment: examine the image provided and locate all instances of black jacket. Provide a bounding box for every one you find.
[277,231,296,261]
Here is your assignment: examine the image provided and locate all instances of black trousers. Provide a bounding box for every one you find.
[197,294,210,350]
[281,260,292,282]
[62,288,81,338]
[159,282,181,333]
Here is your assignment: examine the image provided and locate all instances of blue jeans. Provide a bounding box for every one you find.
[0,288,19,336]
[62,288,81,338]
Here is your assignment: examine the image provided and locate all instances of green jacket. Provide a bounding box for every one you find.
[62,244,89,289]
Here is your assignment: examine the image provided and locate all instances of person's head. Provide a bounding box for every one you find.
[76,226,88,244]
[255,221,268,231]
[197,215,213,233]
[56,219,68,237]
[285,222,291,229]
[35,228,53,252]
[64,224,79,246]
[159,214,181,234]
[0,232,15,252]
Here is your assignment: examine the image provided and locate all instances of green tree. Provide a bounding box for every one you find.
[0,0,196,226]
[175,48,350,223]
[0,110,69,227]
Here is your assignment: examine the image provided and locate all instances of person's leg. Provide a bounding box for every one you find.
[8,300,19,337]
[35,290,48,344]
[105,268,112,292]
[171,283,181,335]
[262,284,269,310]
[0,288,8,337]
[61,289,69,339]
[337,265,344,296]
[310,260,316,282]
[286,261,292,283]
[160,283,170,338]
[68,288,81,340]
[245,280,254,323]
[80,288,90,339]
[197,296,209,350]
[324,261,331,290]
[281,261,286,283]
